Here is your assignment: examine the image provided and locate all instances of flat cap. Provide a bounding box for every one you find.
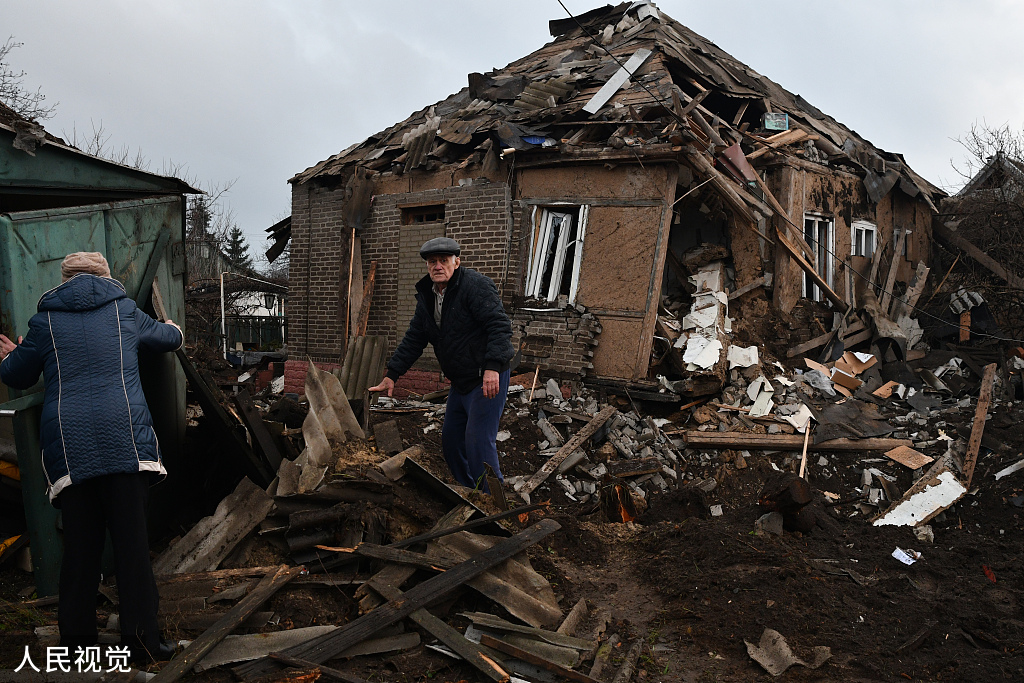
[419,237,461,259]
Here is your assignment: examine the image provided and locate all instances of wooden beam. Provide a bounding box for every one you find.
[963,363,997,488]
[582,48,653,114]
[234,389,284,471]
[775,228,848,311]
[479,634,600,683]
[370,582,510,682]
[728,275,767,301]
[234,519,562,678]
[878,226,908,312]
[934,221,1024,289]
[268,653,368,683]
[673,431,912,452]
[150,565,303,683]
[518,406,617,498]
[890,261,929,319]
[746,129,810,160]
[355,260,378,337]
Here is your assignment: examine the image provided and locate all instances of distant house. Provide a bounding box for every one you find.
[283,2,943,394]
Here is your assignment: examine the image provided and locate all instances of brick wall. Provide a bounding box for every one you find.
[283,360,446,399]
[283,359,341,395]
[289,182,350,364]
[511,306,602,379]
[361,180,516,354]
[290,176,515,368]
[289,171,602,381]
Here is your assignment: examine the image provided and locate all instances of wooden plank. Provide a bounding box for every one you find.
[747,164,816,266]
[611,639,644,683]
[878,226,908,311]
[149,565,303,683]
[963,363,997,488]
[676,431,912,452]
[775,228,848,311]
[728,276,767,301]
[479,634,601,683]
[156,566,285,585]
[234,519,562,678]
[582,48,653,114]
[890,261,929,319]
[152,477,274,575]
[355,260,377,337]
[354,504,472,614]
[518,406,617,497]
[884,445,934,470]
[372,419,404,455]
[370,581,510,683]
[234,389,284,470]
[746,129,809,160]
[960,310,971,343]
[268,653,368,683]
[390,504,542,550]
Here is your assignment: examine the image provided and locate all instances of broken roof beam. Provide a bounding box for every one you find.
[582,48,653,114]
[933,220,1024,289]
[676,431,912,452]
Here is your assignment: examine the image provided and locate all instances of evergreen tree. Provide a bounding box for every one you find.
[225,226,252,271]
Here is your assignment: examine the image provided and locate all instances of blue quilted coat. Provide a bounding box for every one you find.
[0,274,183,502]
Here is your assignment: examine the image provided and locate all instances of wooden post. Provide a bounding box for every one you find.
[798,425,812,479]
[959,310,971,343]
[963,363,997,488]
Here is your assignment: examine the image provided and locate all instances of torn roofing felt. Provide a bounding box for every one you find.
[291,2,944,209]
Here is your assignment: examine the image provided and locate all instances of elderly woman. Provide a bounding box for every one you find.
[0,252,183,664]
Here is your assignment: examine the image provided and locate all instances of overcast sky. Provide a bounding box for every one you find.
[5,1,1024,255]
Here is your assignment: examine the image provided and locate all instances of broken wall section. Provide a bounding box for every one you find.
[511,306,602,379]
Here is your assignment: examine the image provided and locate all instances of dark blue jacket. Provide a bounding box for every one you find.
[0,274,183,502]
[386,267,514,394]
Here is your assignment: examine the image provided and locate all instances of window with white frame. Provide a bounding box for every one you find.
[525,205,589,303]
[802,214,834,302]
[851,220,876,258]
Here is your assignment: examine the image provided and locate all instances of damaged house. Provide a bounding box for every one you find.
[283,2,944,398]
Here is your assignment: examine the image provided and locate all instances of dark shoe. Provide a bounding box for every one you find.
[129,641,176,666]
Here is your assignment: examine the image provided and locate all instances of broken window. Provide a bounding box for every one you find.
[525,205,589,303]
[851,221,876,257]
[401,204,445,225]
[802,214,833,302]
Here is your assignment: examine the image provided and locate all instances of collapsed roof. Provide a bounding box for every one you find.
[293,2,943,210]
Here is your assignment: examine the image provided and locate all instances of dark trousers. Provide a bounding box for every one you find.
[442,369,509,490]
[58,473,160,657]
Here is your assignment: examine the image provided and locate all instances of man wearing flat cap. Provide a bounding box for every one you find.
[371,237,514,490]
[0,252,182,664]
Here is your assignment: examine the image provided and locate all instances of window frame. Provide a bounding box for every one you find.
[525,204,589,303]
[851,220,877,258]
[802,213,834,302]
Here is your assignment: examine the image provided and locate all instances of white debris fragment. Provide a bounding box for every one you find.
[727,345,759,369]
[994,458,1024,481]
[683,336,723,369]
[891,547,921,565]
[496,430,511,442]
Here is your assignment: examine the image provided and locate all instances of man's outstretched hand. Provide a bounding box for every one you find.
[369,376,395,397]
[0,334,22,362]
[482,369,500,399]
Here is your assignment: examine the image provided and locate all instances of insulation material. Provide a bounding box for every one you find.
[872,469,967,527]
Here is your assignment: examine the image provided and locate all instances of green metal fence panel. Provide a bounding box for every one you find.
[0,195,186,595]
